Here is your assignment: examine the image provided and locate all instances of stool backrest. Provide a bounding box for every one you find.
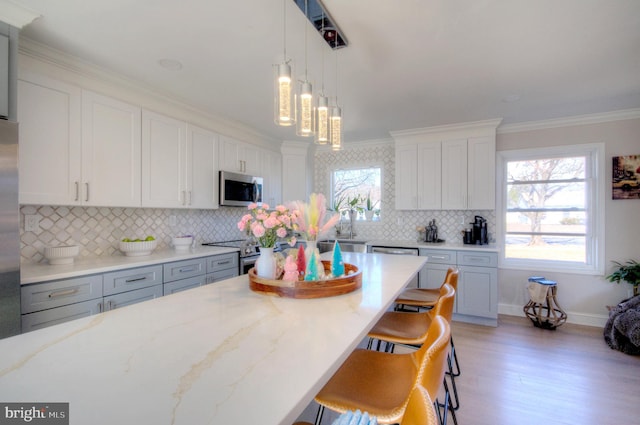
[443,268,459,292]
[412,315,451,403]
[429,282,456,323]
[401,385,439,425]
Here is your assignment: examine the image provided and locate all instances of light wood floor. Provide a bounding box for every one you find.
[297,315,640,425]
[450,315,640,425]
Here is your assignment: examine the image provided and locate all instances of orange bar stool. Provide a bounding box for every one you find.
[294,385,439,425]
[395,268,457,311]
[312,316,451,425]
[368,281,460,418]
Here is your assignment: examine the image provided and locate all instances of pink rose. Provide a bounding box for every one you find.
[247,203,257,210]
[256,213,268,221]
[276,205,286,213]
[252,223,265,237]
[276,227,287,238]
[262,203,270,210]
[264,217,278,229]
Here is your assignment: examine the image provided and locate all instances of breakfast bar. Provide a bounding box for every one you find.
[0,252,426,425]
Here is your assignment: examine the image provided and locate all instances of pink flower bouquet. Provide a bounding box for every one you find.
[237,203,298,248]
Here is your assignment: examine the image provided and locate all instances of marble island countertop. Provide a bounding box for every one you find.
[0,252,427,425]
[20,246,240,285]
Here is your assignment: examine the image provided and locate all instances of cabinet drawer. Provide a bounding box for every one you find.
[206,252,239,273]
[456,251,498,268]
[164,275,206,295]
[103,265,163,296]
[206,267,239,284]
[22,299,102,333]
[163,258,207,283]
[418,249,456,264]
[21,275,103,314]
[103,285,163,311]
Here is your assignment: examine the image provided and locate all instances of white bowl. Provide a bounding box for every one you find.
[119,240,158,257]
[44,245,80,265]
[172,235,193,250]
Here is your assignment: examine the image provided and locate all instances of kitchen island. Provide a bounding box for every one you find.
[0,252,426,425]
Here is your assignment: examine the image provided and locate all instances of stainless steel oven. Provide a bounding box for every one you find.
[202,240,283,275]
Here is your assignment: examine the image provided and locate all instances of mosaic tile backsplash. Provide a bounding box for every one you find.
[20,142,494,264]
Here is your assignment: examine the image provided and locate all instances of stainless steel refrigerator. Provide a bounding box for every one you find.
[0,118,20,338]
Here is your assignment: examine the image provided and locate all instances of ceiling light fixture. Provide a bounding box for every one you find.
[296,0,314,137]
[330,38,342,151]
[275,0,295,126]
[315,11,329,144]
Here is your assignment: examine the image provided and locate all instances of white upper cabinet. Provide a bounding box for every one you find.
[392,119,500,211]
[262,149,282,206]
[187,124,219,209]
[18,74,142,207]
[467,136,495,210]
[141,111,219,209]
[18,74,82,205]
[441,139,468,210]
[81,90,141,207]
[141,110,187,208]
[218,136,260,176]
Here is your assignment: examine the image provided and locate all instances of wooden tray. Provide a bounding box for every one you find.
[248,261,362,299]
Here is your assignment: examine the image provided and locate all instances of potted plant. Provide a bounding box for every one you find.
[606,259,640,296]
[363,192,378,220]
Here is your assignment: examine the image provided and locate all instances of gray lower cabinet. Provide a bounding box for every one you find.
[163,275,207,295]
[103,265,163,296]
[205,252,239,284]
[21,299,102,332]
[418,248,498,326]
[163,258,207,295]
[103,285,163,310]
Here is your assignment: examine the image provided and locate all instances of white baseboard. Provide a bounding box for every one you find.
[498,303,608,328]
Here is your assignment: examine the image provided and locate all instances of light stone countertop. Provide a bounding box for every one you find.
[20,246,240,285]
[0,252,427,425]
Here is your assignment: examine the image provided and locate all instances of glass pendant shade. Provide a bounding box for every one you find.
[296,81,314,136]
[330,106,342,151]
[315,96,329,144]
[275,63,295,126]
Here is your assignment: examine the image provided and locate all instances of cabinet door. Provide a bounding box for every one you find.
[163,275,206,295]
[417,141,442,209]
[163,258,206,283]
[241,143,261,176]
[187,124,218,209]
[218,136,242,172]
[441,139,468,210]
[395,144,418,209]
[262,150,282,206]
[17,75,82,205]
[21,299,102,333]
[206,252,239,274]
[82,90,141,207]
[467,136,495,210]
[141,110,187,207]
[103,285,162,311]
[21,274,103,314]
[457,265,498,319]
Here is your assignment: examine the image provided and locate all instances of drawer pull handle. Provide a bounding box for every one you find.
[125,277,147,283]
[431,255,447,260]
[179,267,197,273]
[217,260,231,265]
[49,288,79,298]
[468,257,484,262]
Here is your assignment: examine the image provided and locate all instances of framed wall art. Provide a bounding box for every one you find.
[612,154,640,199]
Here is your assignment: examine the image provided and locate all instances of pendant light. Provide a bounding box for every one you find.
[274,0,295,126]
[330,38,343,151]
[315,12,329,145]
[296,0,314,137]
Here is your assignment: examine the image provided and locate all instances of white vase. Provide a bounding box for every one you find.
[364,210,374,221]
[256,247,277,279]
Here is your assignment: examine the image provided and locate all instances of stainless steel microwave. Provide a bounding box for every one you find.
[219,170,263,207]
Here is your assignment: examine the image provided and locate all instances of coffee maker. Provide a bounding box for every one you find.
[469,215,488,245]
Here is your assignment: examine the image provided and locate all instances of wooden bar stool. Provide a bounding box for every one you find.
[312,316,451,425]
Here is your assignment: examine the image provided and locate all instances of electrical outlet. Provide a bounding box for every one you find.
[25,215,40,232]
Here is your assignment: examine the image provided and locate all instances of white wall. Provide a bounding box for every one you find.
[496,116,640,326]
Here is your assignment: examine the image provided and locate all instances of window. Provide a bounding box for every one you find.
[332,167,382,221]
[497,143,604,274]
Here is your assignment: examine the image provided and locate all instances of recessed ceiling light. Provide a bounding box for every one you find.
[502,94,522,103]
[158,58,183,71]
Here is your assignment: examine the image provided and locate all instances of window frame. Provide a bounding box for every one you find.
[496,143,605,275]
[329,163,384,222]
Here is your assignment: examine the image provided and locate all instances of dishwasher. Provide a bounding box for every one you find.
[368,246,420,288]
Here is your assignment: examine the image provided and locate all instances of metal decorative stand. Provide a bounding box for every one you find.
[523,277,567,330]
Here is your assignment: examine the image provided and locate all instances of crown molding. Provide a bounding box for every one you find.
[0,0,40,28]
[390,118,503,138]
[497,108,640,134]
